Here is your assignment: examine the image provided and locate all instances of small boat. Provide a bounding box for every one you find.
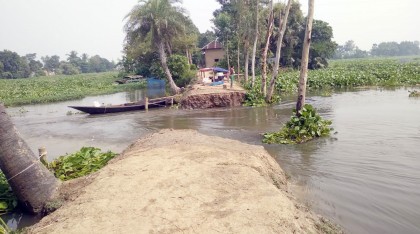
[69,100,166,115]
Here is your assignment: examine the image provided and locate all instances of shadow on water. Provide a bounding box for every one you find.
[4,87,420,233]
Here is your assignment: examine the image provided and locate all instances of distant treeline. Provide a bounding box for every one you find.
[334,40,420,59]
[0,50,115,79]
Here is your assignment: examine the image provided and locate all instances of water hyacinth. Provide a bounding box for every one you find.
[0,72,146,107]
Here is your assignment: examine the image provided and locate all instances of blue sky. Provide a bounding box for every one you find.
[0,0,418,61]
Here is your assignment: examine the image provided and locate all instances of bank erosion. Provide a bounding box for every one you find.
[180,81,246,109]
[28,129,340,233]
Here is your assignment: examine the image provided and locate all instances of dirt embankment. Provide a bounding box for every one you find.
[180,82,246,109]
[28,129,338,234]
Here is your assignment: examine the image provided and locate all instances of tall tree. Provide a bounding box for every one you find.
[125,0,187,94]
[296,0,314,114]
[0,104,59,213]
[266,0,292,102]
[41,55,60,73]
[260,0,274,96]
[251,0,260,86]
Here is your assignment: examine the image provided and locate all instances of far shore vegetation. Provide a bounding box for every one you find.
[0,72,146,107]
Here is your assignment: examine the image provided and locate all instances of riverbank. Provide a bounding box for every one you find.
[27,129,340,234]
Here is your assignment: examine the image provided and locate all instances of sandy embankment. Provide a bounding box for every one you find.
[28,129,332,234]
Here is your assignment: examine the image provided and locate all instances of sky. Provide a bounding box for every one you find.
[0,0,418,61]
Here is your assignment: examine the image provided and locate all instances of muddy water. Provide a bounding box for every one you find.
[5,87,420,233]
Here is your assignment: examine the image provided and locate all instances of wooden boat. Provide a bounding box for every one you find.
[69,99,167,115]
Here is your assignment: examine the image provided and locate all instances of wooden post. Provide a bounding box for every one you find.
[171,98,174,107]
[38,147,48,167]
[145,97,149,111]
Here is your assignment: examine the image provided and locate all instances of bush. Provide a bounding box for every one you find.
[263,104,333,144]
[167,55,193,87]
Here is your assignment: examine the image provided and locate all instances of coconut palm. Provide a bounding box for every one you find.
[0,104,59,214]
[125,0,187,94]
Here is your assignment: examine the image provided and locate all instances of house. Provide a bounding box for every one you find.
[201,39,225,68]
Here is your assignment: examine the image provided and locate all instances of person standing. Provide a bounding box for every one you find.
[229,66,235,89]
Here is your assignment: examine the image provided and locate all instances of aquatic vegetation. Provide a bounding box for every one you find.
[243,78,281,106]
[0,72,146,107]
[276,58,420,93]
[0,173,18,214]
[245,57,419,106]
[263,104,332,144]
[0,147,117,214]
[48,147,117,181]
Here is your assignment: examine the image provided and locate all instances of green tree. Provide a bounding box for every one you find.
[0,50,30,79]
[59,62,80,75]
[25,53,44,76]
[41,55,60,73]
[67,51,82,71]
[80,53,90,73]
[125,0,188,94]
[89,55,112,73]
[305,19,337,68]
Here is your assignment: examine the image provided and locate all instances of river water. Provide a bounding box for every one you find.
[5,87,420,233]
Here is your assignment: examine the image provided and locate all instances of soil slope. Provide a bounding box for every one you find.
[28,129,326,234]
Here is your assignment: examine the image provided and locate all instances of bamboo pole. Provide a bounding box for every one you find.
[38,146,48,167]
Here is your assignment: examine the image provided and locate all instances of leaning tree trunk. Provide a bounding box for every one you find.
[0,104,59,214]
[251,0,259,87]
[266,0,292,102]
[260,0,274,97]
[296,0,315,115]
[158,40,181,94]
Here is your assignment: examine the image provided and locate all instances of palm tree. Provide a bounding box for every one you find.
[296,0,315,114]
[0,104,59,214]
[125,0,187,94]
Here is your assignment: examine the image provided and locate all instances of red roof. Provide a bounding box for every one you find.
[201,40,223,51]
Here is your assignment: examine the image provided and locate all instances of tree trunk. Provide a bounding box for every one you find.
[186,49,191,65]
[158,40,181,94]
[251,0,259,87]
[237,37,240,80]
[296,0,315,115]
[0,104,59,214]
[244,39,250,83]
[261,0,274,97]
[226,38,230,69]
[266,0,292,102]
[166,41,172,56]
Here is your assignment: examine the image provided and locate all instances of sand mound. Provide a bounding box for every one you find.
[28,129,323,234]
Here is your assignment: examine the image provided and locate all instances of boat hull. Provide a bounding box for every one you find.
[69,100,166,115]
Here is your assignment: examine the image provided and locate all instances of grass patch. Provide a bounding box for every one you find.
[263,104,332,144]
[0,72,146,107]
